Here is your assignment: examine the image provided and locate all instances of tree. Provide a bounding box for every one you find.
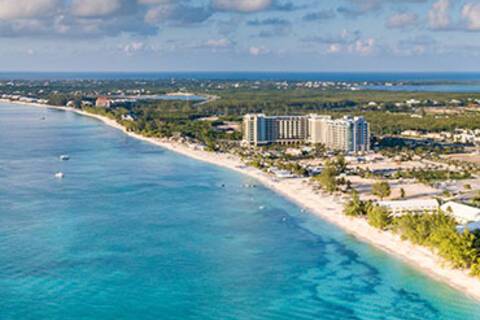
[367,205,391,230]
[317,160,337,193]
[400,188,406,199]
[344,191,365,217]
[335,154,347,174]
[372,181,391,200]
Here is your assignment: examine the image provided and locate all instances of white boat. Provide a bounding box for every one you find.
[59,155,70,161]
[54,172,65,179]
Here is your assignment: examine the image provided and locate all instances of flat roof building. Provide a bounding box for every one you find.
[441,202,480,224]
[243,114,370,153]
[377,199,439,217]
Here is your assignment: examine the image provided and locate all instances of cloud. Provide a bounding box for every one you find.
[338,0,428,18]
[249,46,269,55]
[386,12,418,29]
[303,10,336,22]
[70,0,125,18]
[145,3,212,25]
[0,0,60,20]
[213,0,272,13]
[461,3,480,31]
[247,17,290,26]
[337,0,382,18]
[303,29,377,55]
[205,38,232,48]
[326,43,341,54]
[428,0,451,30]
[354,38,376,55]
[304,29,361,45]
[394,35,437,56]
[122,41,145,55]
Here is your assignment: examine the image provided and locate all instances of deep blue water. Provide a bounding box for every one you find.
[2,71,480,82]
[1,103,480,320]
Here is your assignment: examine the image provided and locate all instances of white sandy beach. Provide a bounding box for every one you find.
[5,99,480,301]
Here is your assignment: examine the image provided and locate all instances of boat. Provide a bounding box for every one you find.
[54,172,65,179]
[59,155,70,161]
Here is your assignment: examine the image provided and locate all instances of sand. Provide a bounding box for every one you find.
[4,99,480,301]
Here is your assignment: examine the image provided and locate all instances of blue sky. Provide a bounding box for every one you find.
[2,0,480,72]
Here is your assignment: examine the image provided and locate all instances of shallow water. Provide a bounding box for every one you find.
[1,103,480,320]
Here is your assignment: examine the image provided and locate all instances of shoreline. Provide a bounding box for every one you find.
[4,99,480,301]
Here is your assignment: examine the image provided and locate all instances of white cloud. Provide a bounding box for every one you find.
[462,3,480,31]
[386,12,418,29]
[428,0,451,30]
[206,38,232,48]
[0,0,60,20]
[353,38,376,55]
[71,0,123,17]
[123,41,145,55]
[249,46,269,55]
[213,0,272,13]
[327,44,341,54]
[145,4,175,23]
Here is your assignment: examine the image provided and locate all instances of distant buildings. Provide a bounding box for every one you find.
[243,114,370,153]
[96,96,111,108]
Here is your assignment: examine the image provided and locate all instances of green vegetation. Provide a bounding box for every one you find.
[344,191,370,217]
[393,169,471,184]
[372,181,391,200]
[394,212,480,270]
[316,160,337,193]
[364,111,480,135]
[342,196,480,276]
[367,205,391,230]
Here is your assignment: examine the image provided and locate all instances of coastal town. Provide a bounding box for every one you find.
[4,78,480,298]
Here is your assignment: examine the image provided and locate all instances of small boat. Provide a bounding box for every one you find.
[54,172,65,179]
[59,155,70,161]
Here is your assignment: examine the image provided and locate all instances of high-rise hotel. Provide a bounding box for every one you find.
[243,114,370,152]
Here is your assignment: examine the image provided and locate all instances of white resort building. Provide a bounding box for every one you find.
[440,202,480,224]
[242,114,370,153]
[378,200,480,231]
[377,199,439,217]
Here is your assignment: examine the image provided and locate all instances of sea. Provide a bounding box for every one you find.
[3,72,480,92]
[1,103,480,320]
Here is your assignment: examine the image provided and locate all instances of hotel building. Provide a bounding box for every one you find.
[243,114,370,152]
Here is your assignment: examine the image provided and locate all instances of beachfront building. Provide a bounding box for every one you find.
[243,114,370,152]
[377,199,439,217]
[96,96,112,108]
[308,115,370,152]
[440,201,480,224]
[242,114,308,146]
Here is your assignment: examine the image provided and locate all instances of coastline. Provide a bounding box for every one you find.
[4,99,480,301]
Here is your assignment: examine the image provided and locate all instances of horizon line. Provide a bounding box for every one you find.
[2,70,480,74]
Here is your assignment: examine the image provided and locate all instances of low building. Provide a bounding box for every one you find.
[268,167,294,179]
[96,96,111,108]
[440,201,480,224]
[378,199,439,217]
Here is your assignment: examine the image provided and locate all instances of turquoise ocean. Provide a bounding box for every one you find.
[1,103,480,319]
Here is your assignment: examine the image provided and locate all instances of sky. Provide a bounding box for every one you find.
[2,0,480,72]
